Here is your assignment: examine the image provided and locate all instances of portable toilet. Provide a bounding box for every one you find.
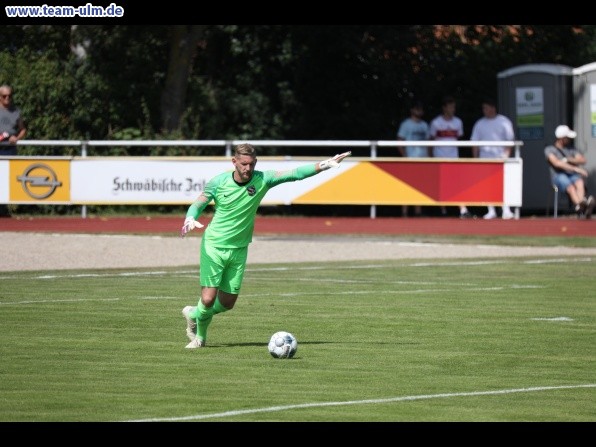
[572,62,596,196]
[497,64,574,213]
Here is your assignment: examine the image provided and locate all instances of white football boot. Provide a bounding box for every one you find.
[182,306,197,342]
[185,337,205,349]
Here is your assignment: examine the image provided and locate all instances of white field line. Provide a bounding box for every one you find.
[0,284,545,306]
[0,257,592,281]
[124,384,596,422]
[0,260,556,305]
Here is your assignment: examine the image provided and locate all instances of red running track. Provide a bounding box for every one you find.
[0,215,595,237]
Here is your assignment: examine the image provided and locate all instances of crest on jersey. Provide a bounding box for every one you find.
[246,185,256,196]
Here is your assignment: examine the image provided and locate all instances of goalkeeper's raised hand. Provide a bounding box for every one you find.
[180,217,204,238]
[319,151,352,171]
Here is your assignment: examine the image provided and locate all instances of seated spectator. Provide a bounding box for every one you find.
[544,125,594,219]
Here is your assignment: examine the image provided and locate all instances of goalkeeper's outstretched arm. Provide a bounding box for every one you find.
[269,151,352,186]
[317,151,351,172]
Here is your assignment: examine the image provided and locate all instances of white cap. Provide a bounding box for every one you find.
[555,125,577,139]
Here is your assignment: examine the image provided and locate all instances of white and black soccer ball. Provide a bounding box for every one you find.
[268,331,298,359]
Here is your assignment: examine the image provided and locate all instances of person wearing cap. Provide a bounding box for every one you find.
[544,125,594,219]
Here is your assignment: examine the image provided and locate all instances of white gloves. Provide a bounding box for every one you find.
[319,151,351,170]
[180,217,204,238]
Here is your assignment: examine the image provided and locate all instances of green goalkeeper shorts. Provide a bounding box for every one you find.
[200,243,248,294]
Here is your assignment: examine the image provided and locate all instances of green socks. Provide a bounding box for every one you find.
[193,301,212,342]
[188,297,229,342]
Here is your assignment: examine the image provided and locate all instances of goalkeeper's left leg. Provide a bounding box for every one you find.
[184,245,244,348]
[192,300,213,343]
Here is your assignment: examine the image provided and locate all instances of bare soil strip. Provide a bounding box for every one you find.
[1,232,595,272]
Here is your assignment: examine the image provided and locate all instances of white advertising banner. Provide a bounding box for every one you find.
[0,161,8,202]
[504,159,523,207]
[2,157,521,207]
[69,158,337,204]
[591,84,596,137]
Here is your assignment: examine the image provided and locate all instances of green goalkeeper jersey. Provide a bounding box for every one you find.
[187,164,317,248]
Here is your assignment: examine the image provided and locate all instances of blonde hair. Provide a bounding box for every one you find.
[234,143,256,157]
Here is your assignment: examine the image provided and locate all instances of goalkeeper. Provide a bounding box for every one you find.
[180,143,351,348]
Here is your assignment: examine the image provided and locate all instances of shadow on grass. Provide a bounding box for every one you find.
[210,341,420,348]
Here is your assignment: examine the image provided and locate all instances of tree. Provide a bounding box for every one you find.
[2,24,596,150]
[160,25,206,132]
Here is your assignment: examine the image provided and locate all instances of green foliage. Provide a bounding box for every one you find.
[1,25,596,157]
[71,25,170,139]
[0,47,76,154]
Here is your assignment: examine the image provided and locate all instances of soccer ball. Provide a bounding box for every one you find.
[268,331,298,359]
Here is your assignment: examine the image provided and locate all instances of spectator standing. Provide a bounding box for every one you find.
[471,98,515,220]
[0,84,26,156]
[0,84,26,217]
[429,96,473,218]
[397,99,430,217]
[544,125,594,219]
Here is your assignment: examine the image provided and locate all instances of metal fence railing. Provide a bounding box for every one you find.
[13,139,524,158]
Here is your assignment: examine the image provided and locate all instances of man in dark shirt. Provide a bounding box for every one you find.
[0,84,27,156]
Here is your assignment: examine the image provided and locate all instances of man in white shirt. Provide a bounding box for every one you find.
[471,98,515,220]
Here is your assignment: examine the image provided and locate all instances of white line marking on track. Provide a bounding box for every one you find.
[124,384,596,422]
[0,257,591,281]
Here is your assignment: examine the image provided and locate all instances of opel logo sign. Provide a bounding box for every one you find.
[16,163,62,199]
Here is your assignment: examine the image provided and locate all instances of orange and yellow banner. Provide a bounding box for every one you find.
[9,160,71,203]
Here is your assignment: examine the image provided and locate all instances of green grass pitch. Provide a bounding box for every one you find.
[0,257,594,422]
